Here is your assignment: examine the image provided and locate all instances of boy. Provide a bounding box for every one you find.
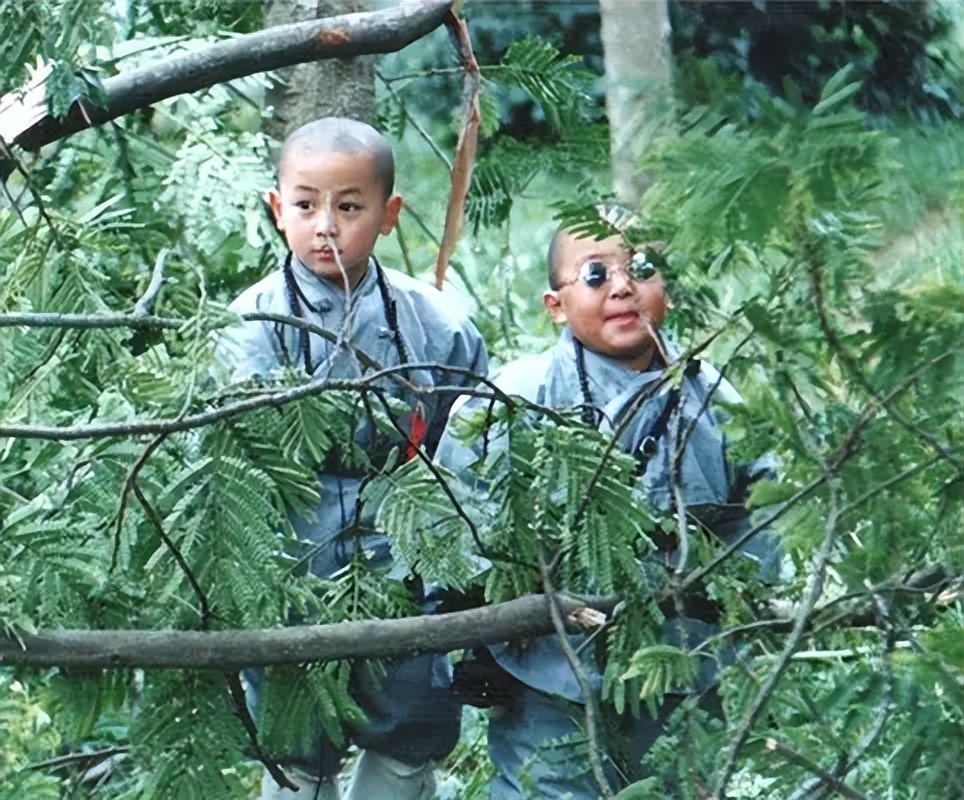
[435,207,779,799]
[217,117,488,800]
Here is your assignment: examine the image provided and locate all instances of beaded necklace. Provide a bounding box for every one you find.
[572,334,680,459]
[280,250,410,375]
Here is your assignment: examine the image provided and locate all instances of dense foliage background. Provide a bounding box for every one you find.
[1,1,961,799]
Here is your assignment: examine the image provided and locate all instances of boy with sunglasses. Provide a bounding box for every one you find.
[435,207,780,799]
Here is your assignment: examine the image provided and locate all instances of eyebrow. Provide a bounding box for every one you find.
[289,185,365,196]
[577,250,623,263]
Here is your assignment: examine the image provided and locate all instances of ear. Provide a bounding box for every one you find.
[265,188,283,230]
[543,290,567,324]
[380,194,403,235]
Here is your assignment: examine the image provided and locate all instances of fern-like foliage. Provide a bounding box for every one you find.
[124,671,249,800]
[490,37,596,132]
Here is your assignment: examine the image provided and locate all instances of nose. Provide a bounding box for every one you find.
[315,199,337,238]
[608,268,634,297]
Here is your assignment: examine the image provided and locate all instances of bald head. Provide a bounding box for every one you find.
[278,117,395,198]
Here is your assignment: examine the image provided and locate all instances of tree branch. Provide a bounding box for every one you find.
[535,537,613,799]
[132,481,211,628]
[132,248,168,317]
[2,0,454,153]
[223,670,296,792]
[713,480,844,798]
[1,571,953,673]
[0,593,616,671]
[0,361,505,442]
[764,738,873,800]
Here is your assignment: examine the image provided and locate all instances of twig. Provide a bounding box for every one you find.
[0,138,64,247]
[0,482,29,504]
[435,9,480,290]
[534,537,614,799]
[682,475,826,590]
[670,402,690,576]
[0,360,504,442]
[838,453,942,521]
[567,324,729,538]
[394,216,416,277]
[374,68,451,170]
[111,434,169,573]
[133,248,168,316]
[27,747,130,772]
[131,481,211,627]
[223,671,297,792]
[675,331,754,471]
[793,639,896,800]
[367,387,530,570]
[0,311,186,330]
[713,481,844,798]
[806,250,961,472]
[379,66,464,83]
[682,349,944,591]
[764,738,873,800]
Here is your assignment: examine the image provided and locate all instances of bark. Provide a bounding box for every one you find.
[599,0,673,206]
[0,0,452,154]
[264,0,376,140]
[0,594,615,671]
[0,576,951,671]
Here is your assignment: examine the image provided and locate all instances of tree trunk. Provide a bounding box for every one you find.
[265,0,376,140]
[599,0,673,206]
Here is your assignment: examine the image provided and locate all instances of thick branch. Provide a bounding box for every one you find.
[3,0,453,153]
[0,593,615,671]
[3,574,955,673]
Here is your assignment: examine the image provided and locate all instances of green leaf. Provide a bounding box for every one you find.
[812,81,863,116]
[614,778,663,800]
[746,480,799,509]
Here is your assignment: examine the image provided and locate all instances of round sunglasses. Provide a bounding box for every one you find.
[565,247,666,290]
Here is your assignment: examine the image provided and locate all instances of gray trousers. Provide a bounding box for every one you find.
[258,753,438,800]
[487,685,694,800]
[248,654,461,793]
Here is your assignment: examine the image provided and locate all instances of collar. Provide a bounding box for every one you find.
[289,257,379,310]
[559,327,678,378]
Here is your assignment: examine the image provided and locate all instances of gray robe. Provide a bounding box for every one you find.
[216,256,488,771]
[218,256,488,579]
[436,326,779,703]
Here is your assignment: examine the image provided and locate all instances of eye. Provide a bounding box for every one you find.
[580,260,609,289]
[628,249,661,281]
[294,200,312,211]
[339,202,361,213]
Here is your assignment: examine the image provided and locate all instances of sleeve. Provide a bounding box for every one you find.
[696,366,784,584]
[421,314,489,457]
[433,354,546,481]
[213,318,282,383]
[211,285,286,383]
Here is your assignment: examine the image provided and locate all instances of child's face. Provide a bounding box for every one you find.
[266,148,401,288]
[543,231,668,371]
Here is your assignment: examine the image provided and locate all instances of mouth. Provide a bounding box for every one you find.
[604,310,640,325]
